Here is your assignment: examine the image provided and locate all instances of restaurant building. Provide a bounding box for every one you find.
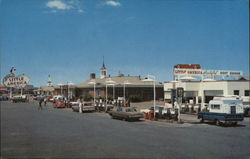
[73,61,164,101]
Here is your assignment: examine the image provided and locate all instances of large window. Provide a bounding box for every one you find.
[233,90,240,96]
[245,90,250,96]
[211,104,220,110]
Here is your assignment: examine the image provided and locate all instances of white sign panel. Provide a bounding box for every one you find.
[174,69,242,77]
[3,74,30,88]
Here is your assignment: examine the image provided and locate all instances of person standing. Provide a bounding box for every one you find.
[79,99,83,113]
[38,98,43,110]
[44,98,47,107]
[64,97,67,107]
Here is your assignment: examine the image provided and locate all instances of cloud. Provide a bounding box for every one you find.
[105,1,121,7]
[77,9,84,13]
[46,0,72,10]
[45,0,84,13]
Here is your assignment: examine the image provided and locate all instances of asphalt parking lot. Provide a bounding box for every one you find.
[1,101,250,159]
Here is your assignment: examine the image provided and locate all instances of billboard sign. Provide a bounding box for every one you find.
[3,74,30,88]
[174,69,242,77]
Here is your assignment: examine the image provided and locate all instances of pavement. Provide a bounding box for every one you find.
[1,101,250,159]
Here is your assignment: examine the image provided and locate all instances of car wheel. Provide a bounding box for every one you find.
[215,120,221,126]
[200,117,204,123]
[247,110,250,116]
[232,122,237,126]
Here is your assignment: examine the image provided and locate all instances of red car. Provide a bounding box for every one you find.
[53,100,66,108]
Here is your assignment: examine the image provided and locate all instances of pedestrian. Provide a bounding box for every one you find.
[79,99,83,113]
[38,98,43,110]
[64,97,67,107]
[44,98,47,107]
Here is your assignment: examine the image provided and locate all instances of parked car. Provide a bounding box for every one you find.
[95,102,113,112]
[52,95,63,102]
[0,95,8,101]
[140,106,164,118]
[72,102,95,112]
[47,96,53,102]
[108,107,144,121]
[243,105,250,117]
[71,102,80,112]
[12,95,28,103]
[162,108,178,120]
[241,96,250,117]
[53,100,66,108]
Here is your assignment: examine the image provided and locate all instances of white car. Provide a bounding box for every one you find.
[52,96,63,101]
[140,109,150,114]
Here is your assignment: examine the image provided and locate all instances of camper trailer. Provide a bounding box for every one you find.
[198,96,244,126]
[241,96,250,116]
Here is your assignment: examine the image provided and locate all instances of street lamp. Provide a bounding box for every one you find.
[105,78,116,111]
[171,80,181,123]
[123,80,131,106]
[143,75,156,120]
[57,83,63,96]
[88,80,96,106]
[67,81,74,100]
[20,86,23,96]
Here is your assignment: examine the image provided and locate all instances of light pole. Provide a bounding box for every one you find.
[58,83,63,96]
[113,84,115,100]
[143,75,156,119]
[88,80,96,106]
[123,80,131,106]
[20,87,23,96]
[105,78,116,111]
[10,87,12,99]
[67,81,74,100]
[171,80,181,123]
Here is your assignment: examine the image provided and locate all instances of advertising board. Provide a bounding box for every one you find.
[174,69,242,77]
[3,74,30,88]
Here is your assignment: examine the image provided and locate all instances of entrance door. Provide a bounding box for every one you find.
[230,106,236,114]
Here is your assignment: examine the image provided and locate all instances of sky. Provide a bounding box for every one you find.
[0,0,249,87]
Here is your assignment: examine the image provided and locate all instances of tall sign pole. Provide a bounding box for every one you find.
[10,87,12,99]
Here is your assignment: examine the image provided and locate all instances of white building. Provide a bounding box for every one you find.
[164,78,250,104]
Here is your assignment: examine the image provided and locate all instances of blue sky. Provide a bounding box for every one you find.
[0,0,249,87]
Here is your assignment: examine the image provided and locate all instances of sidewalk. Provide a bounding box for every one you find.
[180,113,200,123]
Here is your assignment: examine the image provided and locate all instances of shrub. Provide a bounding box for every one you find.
[84,94,92,101]
[107,95,113,101]
[129,94,142,102]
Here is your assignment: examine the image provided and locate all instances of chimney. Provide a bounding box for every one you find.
[90,73,96,80]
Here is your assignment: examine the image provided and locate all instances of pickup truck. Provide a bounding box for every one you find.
[198,96,244,126]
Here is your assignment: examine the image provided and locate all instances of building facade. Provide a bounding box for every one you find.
[164,79,250,104]
[75,75,164,101]
[73,61,164,101]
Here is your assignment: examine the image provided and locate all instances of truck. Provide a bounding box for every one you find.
[198,96,244,126]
